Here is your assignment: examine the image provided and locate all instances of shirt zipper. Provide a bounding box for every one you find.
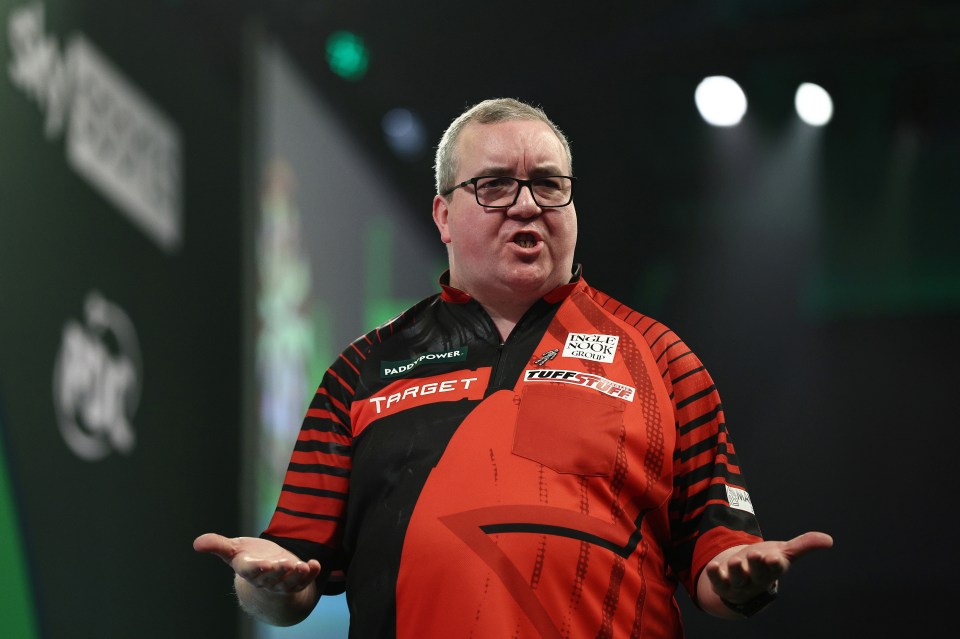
[487,307,538,393]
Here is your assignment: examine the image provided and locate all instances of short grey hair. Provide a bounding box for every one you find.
[434,98,573,196]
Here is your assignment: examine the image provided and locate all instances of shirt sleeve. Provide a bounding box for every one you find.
[642,322,764,603]
[259,338,366,595]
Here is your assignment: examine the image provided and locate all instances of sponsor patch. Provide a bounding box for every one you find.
[523,369,635,401]
[353,368,491,435]
[562,333,619,363]
[381,347,468,379]
[725,486,755,514]
[7,4,182,252]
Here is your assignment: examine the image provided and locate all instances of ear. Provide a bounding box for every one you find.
[432,194,452,244]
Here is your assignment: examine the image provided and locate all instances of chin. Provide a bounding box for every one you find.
[503,265,557,294]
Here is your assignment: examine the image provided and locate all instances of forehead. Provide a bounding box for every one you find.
[456,119,569,174]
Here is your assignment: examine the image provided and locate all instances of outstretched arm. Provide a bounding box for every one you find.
[697,531,834,619]
[194,533,322,626]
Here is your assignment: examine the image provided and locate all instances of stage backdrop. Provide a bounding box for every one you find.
[1,1,243,636]
[246,36,444,639]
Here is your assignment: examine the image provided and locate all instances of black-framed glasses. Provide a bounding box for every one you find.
[441,175,576,208]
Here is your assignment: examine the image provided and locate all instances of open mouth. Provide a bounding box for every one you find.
[513,232,537,248]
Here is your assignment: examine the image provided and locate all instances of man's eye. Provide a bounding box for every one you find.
[535,178,562,190]
[478,177,514,190]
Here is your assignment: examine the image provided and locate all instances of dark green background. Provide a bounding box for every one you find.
[1,1,242,636]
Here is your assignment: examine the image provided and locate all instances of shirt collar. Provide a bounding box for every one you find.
[439,264,583,304]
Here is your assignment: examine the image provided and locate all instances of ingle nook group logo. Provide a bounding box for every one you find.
[53,291,143,461]
[562,333,619,363]
[6,1,183,251]
[380,348,468,379]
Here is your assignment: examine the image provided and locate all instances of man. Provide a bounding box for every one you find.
[195,98,832,637]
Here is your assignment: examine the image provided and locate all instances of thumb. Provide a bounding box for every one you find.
[193,532,237,563]
[783,531,834,560]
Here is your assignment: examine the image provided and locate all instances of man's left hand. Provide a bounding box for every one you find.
[701,531,833,616]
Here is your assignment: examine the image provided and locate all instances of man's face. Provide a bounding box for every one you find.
[432,119,578,306]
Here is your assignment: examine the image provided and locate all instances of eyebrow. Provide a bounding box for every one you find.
[477,165,567,177]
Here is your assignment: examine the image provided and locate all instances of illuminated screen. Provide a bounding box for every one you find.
[252,38,443,638]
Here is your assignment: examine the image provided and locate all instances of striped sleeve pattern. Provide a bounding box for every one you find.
[260,336,366,570]
[635,316,762,596]
[586,288,762,598]
[260,298,436,581]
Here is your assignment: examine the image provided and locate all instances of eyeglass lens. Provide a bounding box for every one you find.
[475,177,573,207]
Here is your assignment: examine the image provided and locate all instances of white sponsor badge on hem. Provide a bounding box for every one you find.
[725,486,756,514]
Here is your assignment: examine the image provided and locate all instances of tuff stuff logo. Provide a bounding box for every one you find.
[52,291,142,461]
[562,333,619,363]
[523,369,635,401]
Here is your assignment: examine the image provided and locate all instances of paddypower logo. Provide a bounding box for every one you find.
[381,348,467,378]
[52,291,142,461]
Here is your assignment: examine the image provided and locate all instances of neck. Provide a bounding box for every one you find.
[443,271,568,341]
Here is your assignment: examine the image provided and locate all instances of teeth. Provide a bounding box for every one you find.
[515,234,536,248]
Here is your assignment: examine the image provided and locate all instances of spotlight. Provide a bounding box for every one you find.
[795,83,833,126]
[326,31,369,81]
[382,108,426,160]
[695,76,748,127]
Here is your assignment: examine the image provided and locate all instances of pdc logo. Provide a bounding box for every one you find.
[562,333,619,363]
[52,291,142,461]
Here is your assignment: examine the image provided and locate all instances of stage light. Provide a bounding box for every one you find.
[795,83,833,126]
[695,76,748,127]
[326,31,368,81]
[382,108,426,160]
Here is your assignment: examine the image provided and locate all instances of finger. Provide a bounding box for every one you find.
[243,560,295,587]
[744,551,786,585]
[783,531,834,560]
[260,566,298,591]
[282,560,323,590]
[727,557,749,587]
[301,559,322,582]
[258,561,321,593]
[705,561,732,596]
[747,547,786,571]
[274,562,319,592]
[193,533,236,563]
[278,563,310,590]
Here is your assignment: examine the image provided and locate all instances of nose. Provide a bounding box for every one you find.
[507,184,542,218]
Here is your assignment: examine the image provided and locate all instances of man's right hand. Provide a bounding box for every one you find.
[193,533,321,594]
